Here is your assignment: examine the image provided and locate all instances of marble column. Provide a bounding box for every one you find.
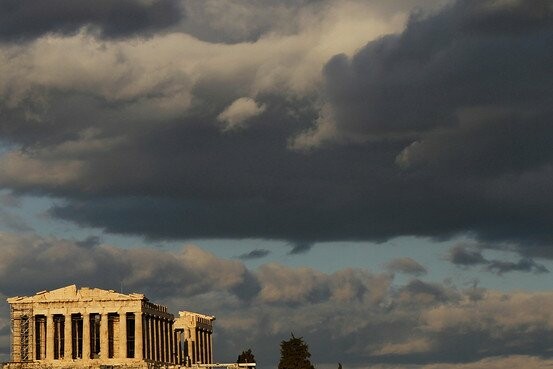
[200,329,207,364]
[160,319,166,362]
[143,315,148,360]
[82,314,90,360]
[195,328,200,363]
[165,320,170,362]
[46,314,55,360]
[169,321,174,364]
[155,317,161,362]
[149,316,155,360]
[198,329,203,364]
[100,314,109,359]
[207,332,212,364]
[64,315,72,360]
[119,313,127,359]
[173,331,178,364]
[188,330,194,365]
[135,313,143,360]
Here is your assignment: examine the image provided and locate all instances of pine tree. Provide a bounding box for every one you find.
[278,333,315,369]
[237,348,256,364]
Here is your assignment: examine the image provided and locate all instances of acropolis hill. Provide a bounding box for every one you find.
[5,285,215,369]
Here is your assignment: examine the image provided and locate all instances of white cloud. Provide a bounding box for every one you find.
[217,97,266,130]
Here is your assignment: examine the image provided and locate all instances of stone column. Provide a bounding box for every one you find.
[165,320,170,363]
[135,313,143,360]
[83,314,90,360]
[201,330,206,364]
[188,330,194,364]
[172,331,177,365]
[159,318,165,362]
[119,313,127,359]
[150,317,154,361]
[162,320,167,363]
[142,315,148,360]
[158,319,162,362]
[162,319,165,363]
[169,321,174,364]
[64,315,72,360]
[144,315,150,360]
[154,316,161,361]
[149,316,155,361]
[46,314,55,361]
[195,328,200,363]
[177,331,182,365]
[198,329,203,364]
[207,332,212,364]
[100,314,109,359]
[204,330,211,364]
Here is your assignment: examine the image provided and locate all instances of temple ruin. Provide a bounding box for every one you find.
[6,285,215,369]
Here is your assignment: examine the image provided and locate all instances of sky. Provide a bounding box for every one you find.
[1,0,553,368]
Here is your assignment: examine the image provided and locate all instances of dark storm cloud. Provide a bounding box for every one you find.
[448,245,487,266]
[179,0,323,44]
[1,0,553,254]
[0,0,182,41]
[487,258,549,275]
[288,241,314,255]
[179,0,446,44]
[321,0,553,142]
[448,244,549,275]
[238,249,271,260]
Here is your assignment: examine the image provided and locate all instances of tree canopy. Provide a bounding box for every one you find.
[278,333,315,369]
[237,348,256,364]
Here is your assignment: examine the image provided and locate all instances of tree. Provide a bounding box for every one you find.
[278,333,315,369]
[237,348,256,364]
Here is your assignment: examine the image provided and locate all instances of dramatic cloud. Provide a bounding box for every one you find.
[1,232,553,368]
[448,245,488,266]
[1,1,552,367]
[0,232,252,298]
[288,241,314,255]
[487,258,549,275]
[217,97,266,131]
[0,0,552,254]
[0,0,182,42]
[448,244,549,275]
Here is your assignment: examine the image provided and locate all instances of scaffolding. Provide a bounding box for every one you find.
[10,304,33,362]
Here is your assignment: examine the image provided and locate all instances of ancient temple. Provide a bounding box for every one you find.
[6,285,215,368]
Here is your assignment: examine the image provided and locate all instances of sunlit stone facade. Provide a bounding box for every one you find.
[6,285,215,368]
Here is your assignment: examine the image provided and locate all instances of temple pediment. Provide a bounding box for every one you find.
[7,284,144,303]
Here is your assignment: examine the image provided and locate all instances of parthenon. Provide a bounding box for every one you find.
[6,285,215,369]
